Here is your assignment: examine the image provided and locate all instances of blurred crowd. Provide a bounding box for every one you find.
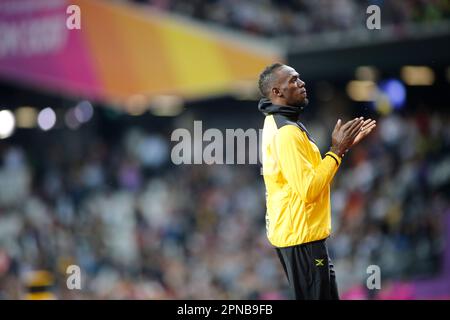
[329,110,449,295]
[0,121,284,299]
[127,0,450,37]
[0,101,448,299]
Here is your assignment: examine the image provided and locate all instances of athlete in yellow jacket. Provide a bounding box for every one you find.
[258,63,376,300]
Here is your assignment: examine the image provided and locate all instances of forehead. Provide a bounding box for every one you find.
[276,65,298,80]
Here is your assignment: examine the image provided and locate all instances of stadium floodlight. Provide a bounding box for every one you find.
[401,66,435,86]
[150,95,183,117]
[15,106,38,128]
[346,80,377,102]
[0,110,15,139]
[355,66,379,82]
[74,101,94,123]
[65,108,81,130]
[125,94,149,116]
[37,107,56,131]
[378,79,406,109]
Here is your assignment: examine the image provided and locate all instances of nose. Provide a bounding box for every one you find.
[298,79,305,88]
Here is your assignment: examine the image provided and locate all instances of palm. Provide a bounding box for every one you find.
[351,119,376,147]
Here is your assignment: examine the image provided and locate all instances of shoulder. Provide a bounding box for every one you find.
[272,114,300,130]
[277,125,309,148]
[278,124,304,138]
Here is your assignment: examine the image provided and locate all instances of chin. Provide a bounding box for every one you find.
[297,98,309,109]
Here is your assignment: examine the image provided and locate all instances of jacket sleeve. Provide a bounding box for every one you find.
[275,125,341,203]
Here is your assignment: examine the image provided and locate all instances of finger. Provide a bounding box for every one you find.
[341,117,359,130]
[346,117,364,134]
[361,119,376,129]
[361,123,377,131]
[361,119,373,128]
[361,122,376,132]
[360,126,376,138]
[351,117,364,128]
[353,124,376,145]
[333,119,342,132]
[341,120,353,130]
[366,126,376,135]
[342,118,359,132]
[363,122,377,131]
[349,119,365,138]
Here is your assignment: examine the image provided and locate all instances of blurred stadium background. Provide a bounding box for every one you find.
[0,0,449,299]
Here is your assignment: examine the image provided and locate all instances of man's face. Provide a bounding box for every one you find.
[273,66,308,108]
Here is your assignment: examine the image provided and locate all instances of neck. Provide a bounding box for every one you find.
[271,98,290,107]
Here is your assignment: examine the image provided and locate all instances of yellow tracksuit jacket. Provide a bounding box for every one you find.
[259,99,342,248]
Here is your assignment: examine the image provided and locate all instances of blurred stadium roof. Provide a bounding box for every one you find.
[0,0,449,110]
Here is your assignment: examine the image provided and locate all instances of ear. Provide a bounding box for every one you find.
[272,87,282,97]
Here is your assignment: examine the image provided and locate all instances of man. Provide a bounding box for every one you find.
[258,63,376,300]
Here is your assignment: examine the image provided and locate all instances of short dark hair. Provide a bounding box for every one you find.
[258,63,284,98]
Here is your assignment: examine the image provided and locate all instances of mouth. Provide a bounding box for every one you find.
[300,88,307,96]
